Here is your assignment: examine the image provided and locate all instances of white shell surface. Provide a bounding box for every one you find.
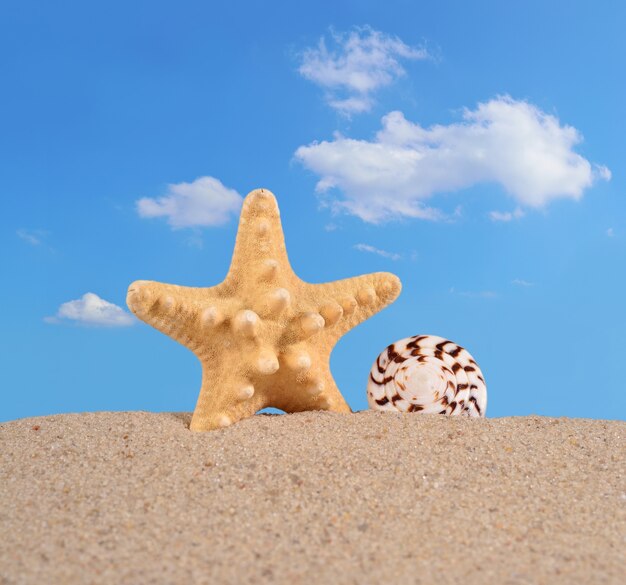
[367,335,487,417]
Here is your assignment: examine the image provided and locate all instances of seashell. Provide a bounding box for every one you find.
[367,335,487,417]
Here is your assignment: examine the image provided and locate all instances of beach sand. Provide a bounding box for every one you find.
[1,411,624,584]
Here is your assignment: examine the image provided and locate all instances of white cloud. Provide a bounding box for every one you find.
[512,278,534,287]
[295,96,610,223]
[137,176,242,229]
[299,26,429,115]
[606,227,614,237]
[17,229,46,245]
[354,243,400,261]
[489,208,525,222]
[45,293,135,327]
[328,96,373,115]
[596,165,612,181]
[185,229,204,249]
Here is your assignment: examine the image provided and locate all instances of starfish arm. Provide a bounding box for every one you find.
[274,375,352,414]
[126,280,226,353]
[190,355,352,432]
[310,272,402,343]
[225,189,294,292]
[190,358,270,431]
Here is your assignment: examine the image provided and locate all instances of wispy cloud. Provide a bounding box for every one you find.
[45,293,135,327]
[512,278,534,287]
[354,242,400,260]
[450,287,498,299]
[137,176,242,229]
[185,229,205,249]
[607,227,615,237]
[295,96,610,223]
[489,208,525,222]
[298,26,429,115]
[17,228,47,246]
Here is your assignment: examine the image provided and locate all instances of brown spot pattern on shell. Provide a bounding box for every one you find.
[367,335,487,417]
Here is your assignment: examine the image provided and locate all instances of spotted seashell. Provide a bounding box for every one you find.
[367,335,487,417]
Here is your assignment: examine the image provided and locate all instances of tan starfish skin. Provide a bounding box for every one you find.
[126,188,402,431]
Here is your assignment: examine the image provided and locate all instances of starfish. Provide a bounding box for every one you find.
[127,188,402,431]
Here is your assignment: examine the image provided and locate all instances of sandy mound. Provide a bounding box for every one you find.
[0,411,624,584]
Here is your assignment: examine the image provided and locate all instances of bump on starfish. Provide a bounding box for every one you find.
[127,188,402,431]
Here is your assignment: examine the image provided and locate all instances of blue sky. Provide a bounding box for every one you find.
[1,1,624,422]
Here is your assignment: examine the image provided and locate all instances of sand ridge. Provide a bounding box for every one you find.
[0,411,624,584]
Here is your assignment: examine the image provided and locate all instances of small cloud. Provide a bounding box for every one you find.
[17,228,47,246]
[137,176,242,229]
[185,229,204,249]
[512,278,534,287]
[489,208,525,222]
[298,26,430,115]
[295,96,610,223]
[606,227,615,237]
[595,164,612,181]
[45,293,135,327]
[354,242,400,260]
[328,96,373,115]
[450,286,497,299]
